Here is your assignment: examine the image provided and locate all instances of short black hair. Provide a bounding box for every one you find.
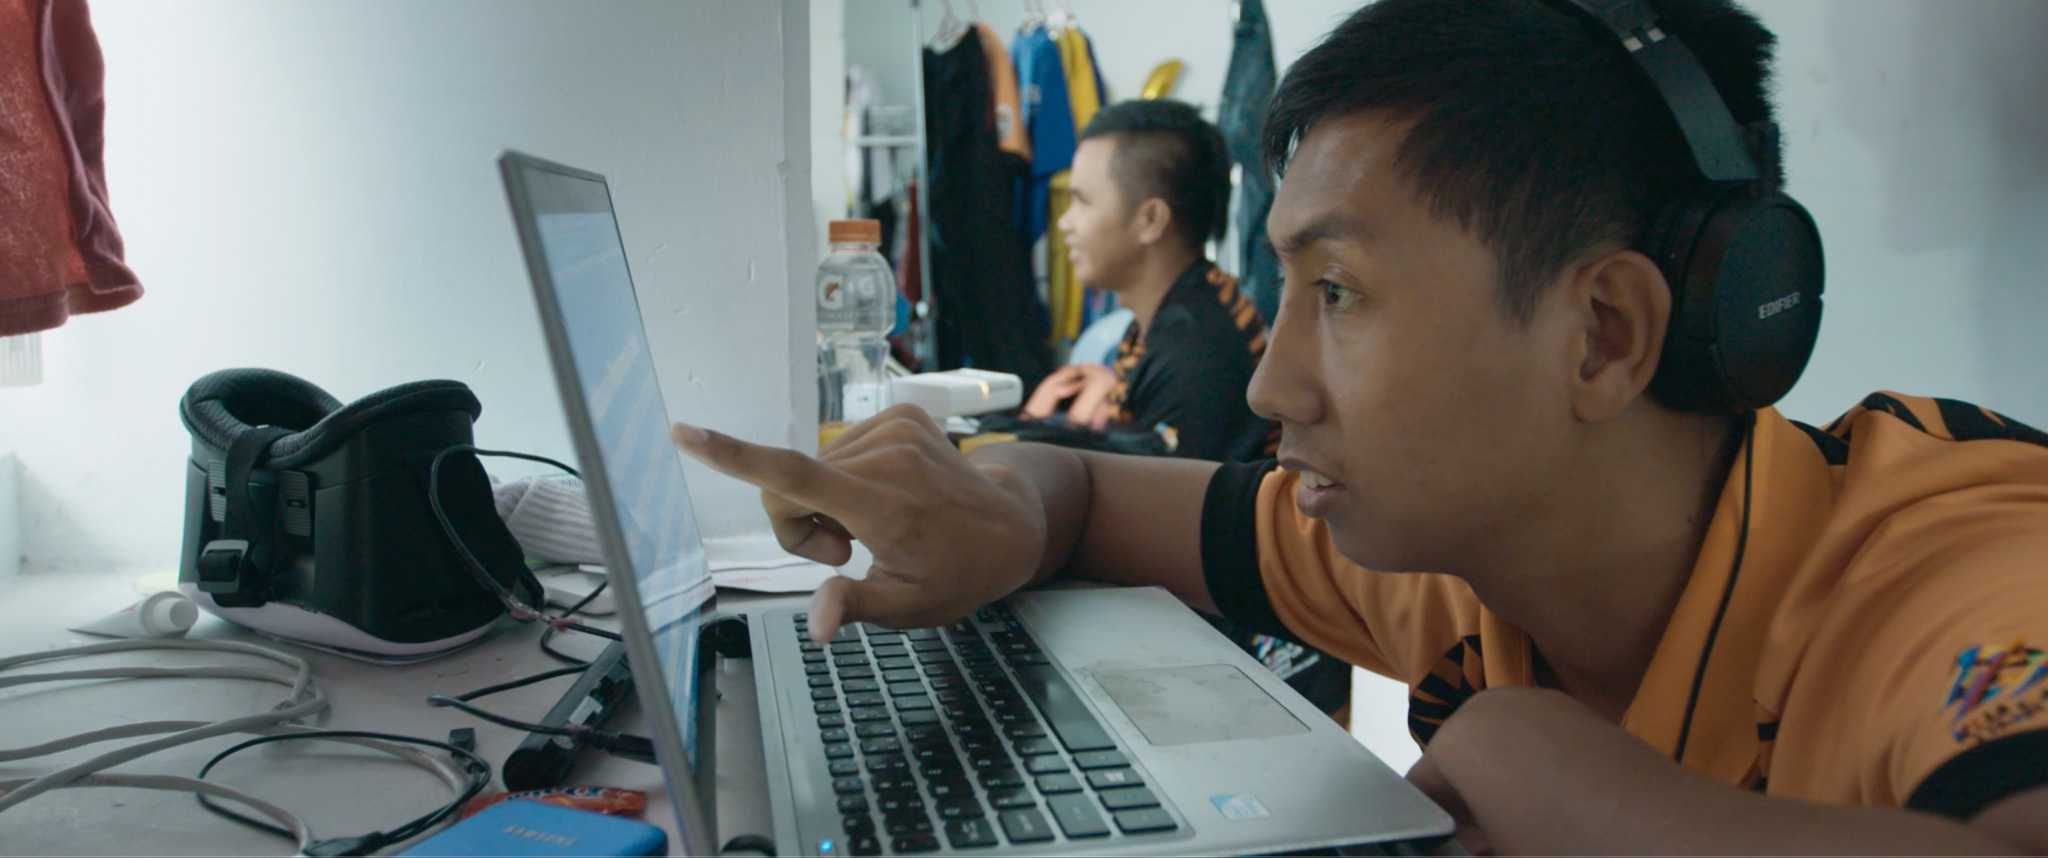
[1263,0,1780,321]
[1079,99,1233,250]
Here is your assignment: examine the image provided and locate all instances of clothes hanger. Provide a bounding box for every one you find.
[931,0,967,49]
[1020,0,1044,33]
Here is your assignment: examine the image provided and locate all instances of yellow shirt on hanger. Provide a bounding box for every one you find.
[1047,172,1080,345]
[1055,26,1102,133]
[1049,26,1101,348]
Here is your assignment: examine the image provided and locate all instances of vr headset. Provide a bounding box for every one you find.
[178,368,535,658]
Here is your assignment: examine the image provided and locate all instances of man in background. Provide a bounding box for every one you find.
[1013,99,1351,722]
[1021,100,1273,463]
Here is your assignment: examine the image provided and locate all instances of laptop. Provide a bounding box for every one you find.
[499,151,1454,857]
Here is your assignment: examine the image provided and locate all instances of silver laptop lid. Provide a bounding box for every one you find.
[500,151,719,856]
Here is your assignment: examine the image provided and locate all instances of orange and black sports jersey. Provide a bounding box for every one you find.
[1200,393,2048,819]
[1105,259,1278,461]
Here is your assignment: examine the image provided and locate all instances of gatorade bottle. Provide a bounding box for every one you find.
[817,219,896,443]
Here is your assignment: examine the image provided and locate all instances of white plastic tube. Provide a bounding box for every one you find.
[69,592,199,639]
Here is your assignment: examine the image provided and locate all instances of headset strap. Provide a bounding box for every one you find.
[195,426,292,601]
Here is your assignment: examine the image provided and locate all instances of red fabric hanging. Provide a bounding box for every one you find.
[0,0,140,337]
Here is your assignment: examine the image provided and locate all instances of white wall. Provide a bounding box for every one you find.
[1766,0,2048,427]
[0,0,813,571]
[811,0,850,265]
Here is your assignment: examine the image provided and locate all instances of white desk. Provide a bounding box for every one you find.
[1,570,1457,857]
[0,567,797,855]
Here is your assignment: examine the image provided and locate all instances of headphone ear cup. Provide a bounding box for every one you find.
[1648,192,1825,413]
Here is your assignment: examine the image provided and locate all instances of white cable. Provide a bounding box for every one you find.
[0,773,316,853]
[0,637,482,856]
[0,638,325,812]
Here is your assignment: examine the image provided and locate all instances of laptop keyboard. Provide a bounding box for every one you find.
[794,603,1180,855]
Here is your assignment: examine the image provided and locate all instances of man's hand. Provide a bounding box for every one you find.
[673,406,1048,644]
[1021,365,1091,419]
[1063,363,1121,431]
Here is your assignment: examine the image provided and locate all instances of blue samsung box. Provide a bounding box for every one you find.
[398,801,667,857]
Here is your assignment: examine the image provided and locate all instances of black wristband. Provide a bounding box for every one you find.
[1905,729,2048,820]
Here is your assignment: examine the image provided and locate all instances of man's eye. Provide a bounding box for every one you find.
[1320,280,1361,310]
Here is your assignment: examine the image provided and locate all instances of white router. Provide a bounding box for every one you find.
[890,368,1024,419]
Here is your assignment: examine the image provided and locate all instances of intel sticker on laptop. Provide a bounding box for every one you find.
[1211,794,1271,821]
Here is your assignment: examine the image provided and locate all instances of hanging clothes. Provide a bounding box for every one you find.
[0,0,141,337]
[924,32,1053,390]
[974,23,1030,162]
[890,176,925,370]
[1051,25,1117,339]
[1219,0,1280,325]
[1054,25,1104,131]
[1045,171,1077,346]
[1012,23,1071,320]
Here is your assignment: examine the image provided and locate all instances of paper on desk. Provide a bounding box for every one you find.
[571,536,874,594]
[711,562,840,593]
[708,534,869,593]
[573,561,849,594]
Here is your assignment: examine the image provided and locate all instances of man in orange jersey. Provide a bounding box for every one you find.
[676,0,2048,852]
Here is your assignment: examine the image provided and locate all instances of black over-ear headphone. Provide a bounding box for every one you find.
[1541,0,1825,413]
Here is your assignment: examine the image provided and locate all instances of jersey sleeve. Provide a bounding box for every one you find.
[1801,496,2048,819]
[1201,462,1482,684]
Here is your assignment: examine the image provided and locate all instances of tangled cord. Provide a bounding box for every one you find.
[0,638,490,856]
[0,639,325,814]
[426,445,617,645]
[195,729,491,856]
[424,662,656,764]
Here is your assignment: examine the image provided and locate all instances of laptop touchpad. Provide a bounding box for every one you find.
[1092,665,1309,746]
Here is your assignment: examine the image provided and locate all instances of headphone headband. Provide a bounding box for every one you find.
[1544,0,1758,183]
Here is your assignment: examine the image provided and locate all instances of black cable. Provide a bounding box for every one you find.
[1673,411,1758,763]
[447,663,590,702]
[425,446,616,646]
[194,730,491,857]
[540,579,612,666]
[427,445,579,621]
[423,696,656,764]
[426,694,581,737]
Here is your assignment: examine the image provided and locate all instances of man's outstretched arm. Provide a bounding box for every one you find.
[673,405,1223,642]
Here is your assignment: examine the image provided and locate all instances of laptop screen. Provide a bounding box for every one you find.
[502,156,716,769]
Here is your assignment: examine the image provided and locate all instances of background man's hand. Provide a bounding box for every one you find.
[673,405,1047,643]
[1063,362,1120,431]
[1021,365,1090,419]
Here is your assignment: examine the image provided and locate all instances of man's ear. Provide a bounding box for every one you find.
[1131,198,1175,247]
[1568,249,1672,424]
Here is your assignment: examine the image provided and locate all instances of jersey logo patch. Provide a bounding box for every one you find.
[1944,639,2048,745]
